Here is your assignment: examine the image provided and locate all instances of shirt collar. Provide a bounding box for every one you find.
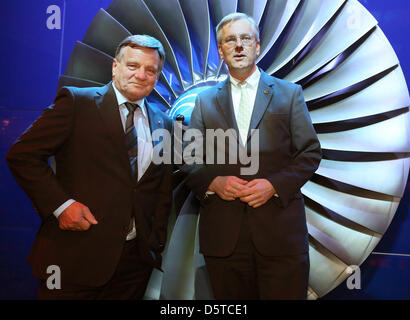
[112,82,148,118]
[229,67,261,89]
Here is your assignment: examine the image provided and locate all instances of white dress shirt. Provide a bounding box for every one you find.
[54,83,154,240]
[205,68,261,196]
[230,67,261,143]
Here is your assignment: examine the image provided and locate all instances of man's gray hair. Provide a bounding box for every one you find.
[115,34,166,72]
[216,12,260,44]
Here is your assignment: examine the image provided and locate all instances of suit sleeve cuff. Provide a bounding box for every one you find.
[53,199,75,218]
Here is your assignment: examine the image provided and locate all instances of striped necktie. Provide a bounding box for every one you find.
[124,102,139,237]
[124,102,139,180]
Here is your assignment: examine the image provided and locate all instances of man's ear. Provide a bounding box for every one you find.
[256,41,260,57]
[218,45,224,60]
[154,72,160,86]
[112,58,118,78]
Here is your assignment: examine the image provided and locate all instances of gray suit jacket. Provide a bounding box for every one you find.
[181,71,322,257]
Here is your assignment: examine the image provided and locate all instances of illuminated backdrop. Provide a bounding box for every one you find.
[0,0,409,299]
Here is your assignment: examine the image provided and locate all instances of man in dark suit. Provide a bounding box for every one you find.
[6,35,173,299]
[181,13,322,299]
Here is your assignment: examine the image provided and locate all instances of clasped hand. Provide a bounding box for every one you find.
[208,176,276,208]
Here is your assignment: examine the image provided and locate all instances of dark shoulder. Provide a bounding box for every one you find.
[261,71,301,92]
[196,78,228,101]
[197,86,219,99]
[59,85,103,98]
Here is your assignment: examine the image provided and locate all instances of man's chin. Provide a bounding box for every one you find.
[123,94,142,102]
[229,64,254,76]
[127,89,148,101]
[232,60,253,69]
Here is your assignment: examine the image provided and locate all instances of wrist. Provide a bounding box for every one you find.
[208,176,219,192]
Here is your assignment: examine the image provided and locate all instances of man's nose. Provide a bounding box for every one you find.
[235,41,244,51]
[134,68,147,79]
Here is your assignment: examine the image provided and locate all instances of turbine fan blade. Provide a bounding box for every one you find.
[238,0,268,26]
[284,0,377,83]
[65,41,113,83]
[257,0,300,62]
[208,0,238,26]
[179,0,211,80]
[308,237,350,297]
[318,111,410,152]
[302,180,399,234]
[303,27,399,101]
[310,67,410,123]
[107,0,185,92]
[144,0,194,85]
[306,207,381,266]
[266,0,346,75]
[64,0,410,300]
[82,9,131,58]
[160,192,199,299]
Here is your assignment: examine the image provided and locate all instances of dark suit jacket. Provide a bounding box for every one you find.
[6,82,173,287]
[181,71,322,257]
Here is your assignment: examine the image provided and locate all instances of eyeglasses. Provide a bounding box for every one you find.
[222,34,255,48]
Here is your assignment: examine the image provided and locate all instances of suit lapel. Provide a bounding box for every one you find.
[216,78,241,143]
[95,84,168,184]
[246,71,275,144]
[95,82,130,167]
[137,101,166,184]
[145,101,164,149]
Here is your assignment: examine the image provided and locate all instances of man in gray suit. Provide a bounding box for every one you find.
[181,13,322,299]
